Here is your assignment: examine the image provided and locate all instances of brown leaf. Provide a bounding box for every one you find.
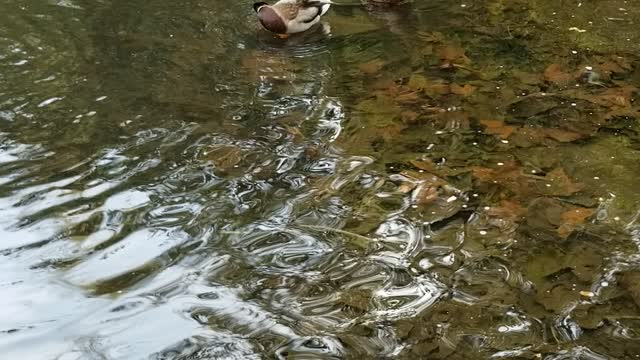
[424,83,451,98]
[205,146,244,171]
[283,124,305,143]
[557,207,594,238]
[513,70,542,85]
[560,207,594,223]
[417,31,445,43]
[509,127,584,146]
[598,56,633,75]
[472,161,586,200]
[620,272,640,308]
[400,170,447,184]
[564,86,636,108]
[543,63,574,86]
[487,199,527,220]
[471,166,497,181]
[415,184,439,205]
[401,110,420,123]
[480,120,516,139]
[398,182,416,194]
[398,171,450,205]
[543,168,584,196]
[358,59,386,74]
[395,91,421,104]
[371,78,397,90]
[407,159,464,178]
[409,159,437,172]
[526,197,569,237]
[542,128,584,142]
[450,83,476,96]
[436,44,468,63]
[407,74,429,91]
[596,87,635,107]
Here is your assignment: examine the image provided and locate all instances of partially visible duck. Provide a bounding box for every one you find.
[253,0,333,38]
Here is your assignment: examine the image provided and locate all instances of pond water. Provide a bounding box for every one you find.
[1,0,640,358]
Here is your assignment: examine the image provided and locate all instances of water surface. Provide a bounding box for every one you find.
[1,0,640,358]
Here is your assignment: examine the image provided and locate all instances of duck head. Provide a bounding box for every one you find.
[253,2,287,34]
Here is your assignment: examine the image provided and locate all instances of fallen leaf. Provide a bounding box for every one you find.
[341,288,372,312]
[450,83,476,96]
[560,207,594,223]
[620,271,640,308]
[566,86,636,108]
[395,91,421,104]
[401,110,420,123]
[409,159,437,172]
[597,55,633,76]
[480,120,516,139]
[354,95,403,127]
[400,170,448,183]
[543,63,574,86]
[513,70,542,85]
[436,44,469,65]
[509,94,563,118]
[543,168,584,196]
[471,161,530,195]
[337,121,404,153]
[525,197,569,241]
[283,124,304,143]
[503,127,546,148]
[398,183,416,194]
[471,162,584,199]
[508,127,584,146]
[205,146,244,171]
[595,87,635,107]
[471,166,497,182]
[568,244,603,281]
[536,283,579,312]
[557,207,594,238]
[407,74,429,91]
[414,184,439,205]
[486,199,527,221]
[424,83,451,98]
[542,128,584,142]
[417,31,445,43]
[358,59,386,74]
[424,110,469,130]
[371,78,397,90]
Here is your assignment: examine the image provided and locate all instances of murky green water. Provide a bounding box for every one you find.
[1,0,640,358]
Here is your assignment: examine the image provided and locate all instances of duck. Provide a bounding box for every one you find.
[253,0,333,38]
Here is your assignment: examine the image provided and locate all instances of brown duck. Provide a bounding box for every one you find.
[253,0,333,37]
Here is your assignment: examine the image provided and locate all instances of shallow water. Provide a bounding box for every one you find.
[1,0,640,358]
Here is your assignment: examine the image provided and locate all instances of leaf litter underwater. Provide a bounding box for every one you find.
[0,0,640,358]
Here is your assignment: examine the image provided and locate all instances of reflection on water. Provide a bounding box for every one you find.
[1,0,640,358]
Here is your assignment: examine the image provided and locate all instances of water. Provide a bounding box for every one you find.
[1,0,640,358]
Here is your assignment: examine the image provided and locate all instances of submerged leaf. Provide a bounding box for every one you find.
[620,272,640,308]
[436,44,469,66]
[480,120,515,139]
[358,59,386,74]
[543,168,584,196]
[450,83,476,96]
[407,74,429,91]
[557,207,594,238]
[542,128,584,142]
[543,63,574,86]
[486,199,527,221]
[424,82,451,98]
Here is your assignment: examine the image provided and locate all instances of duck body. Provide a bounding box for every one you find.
[253,0,331,35]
